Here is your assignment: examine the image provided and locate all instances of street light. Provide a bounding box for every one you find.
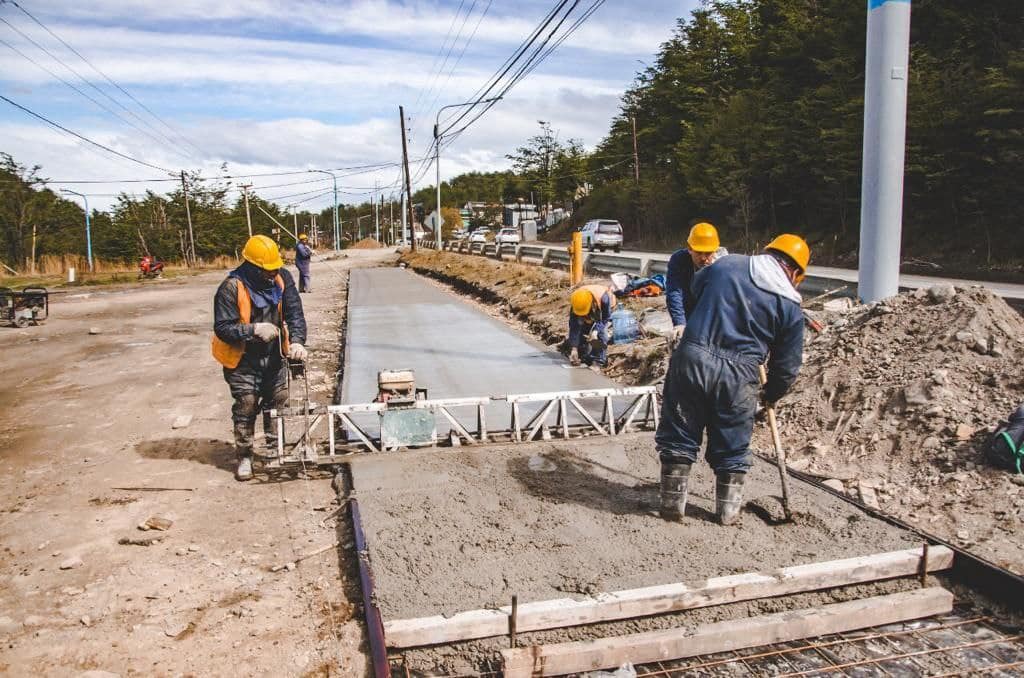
[310,169,340,252]
[60,189,93,272]
[434,97,502,249]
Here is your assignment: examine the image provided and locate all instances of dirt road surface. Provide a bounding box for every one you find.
[0,252,393,676]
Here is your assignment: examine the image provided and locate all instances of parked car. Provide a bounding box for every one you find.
[496,228,521,245]
[581,219,623,252]
[469,228,489,243]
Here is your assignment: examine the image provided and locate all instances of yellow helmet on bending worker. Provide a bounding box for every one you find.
[568,284,616,369]
[765,234,810,282]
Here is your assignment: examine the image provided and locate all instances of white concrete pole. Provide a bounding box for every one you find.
[858,0,912,302]
[401,192,408,242]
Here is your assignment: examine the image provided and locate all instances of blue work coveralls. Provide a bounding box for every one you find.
[568,288,614,367]
[655,254,804,473]
[295,242,313,292]
[665,248,699,327]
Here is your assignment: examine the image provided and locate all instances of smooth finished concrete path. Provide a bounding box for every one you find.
[340,267,620,435]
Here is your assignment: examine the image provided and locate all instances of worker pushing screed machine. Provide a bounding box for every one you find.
[568,284,616,369]
[665,222,729,345]
[212,235,308,481]
[655,234,810,525]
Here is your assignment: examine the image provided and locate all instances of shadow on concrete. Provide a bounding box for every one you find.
[506,447,716,522]
[135,437,236,473]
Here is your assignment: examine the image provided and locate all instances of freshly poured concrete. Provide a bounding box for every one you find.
[340,268,620,432]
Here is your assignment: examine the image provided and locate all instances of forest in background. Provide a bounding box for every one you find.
[2,0,1022,277]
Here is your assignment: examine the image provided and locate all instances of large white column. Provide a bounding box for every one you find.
[857,0,912,302]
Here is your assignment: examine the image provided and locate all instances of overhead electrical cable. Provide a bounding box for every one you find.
[0,93,173,172]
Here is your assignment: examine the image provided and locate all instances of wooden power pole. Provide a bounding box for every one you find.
[181,170,196,265]
[399,105,416,252]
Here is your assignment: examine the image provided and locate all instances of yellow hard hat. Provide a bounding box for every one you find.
[570,288,596,317]
[242,235,284,270]
[299,233,308,241]
[765,233,811,273]
[687,222,720,253]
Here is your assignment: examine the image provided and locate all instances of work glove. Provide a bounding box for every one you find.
[287,343,308,361]
[252,322,279,342]
[671,325,685,342]
[569,347,581,366]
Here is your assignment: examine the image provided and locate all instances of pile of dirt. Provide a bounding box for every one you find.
[764,285,1024,571]
[400,250,668,382]
[349,238,383,249]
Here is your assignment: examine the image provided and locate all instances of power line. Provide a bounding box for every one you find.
[0,93,173,172]
[0,13,195,163]
[5,0,208,160]
[0,35,194,163]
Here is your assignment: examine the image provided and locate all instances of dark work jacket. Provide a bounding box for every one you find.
[568,290,614,347]
[685,254,804,403]
[665,248,698,327]
[213,268,307,365]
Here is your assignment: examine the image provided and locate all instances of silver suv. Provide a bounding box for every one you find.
[581,219,623,252]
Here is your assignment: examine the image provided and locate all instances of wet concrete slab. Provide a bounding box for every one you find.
[341,268,620,433]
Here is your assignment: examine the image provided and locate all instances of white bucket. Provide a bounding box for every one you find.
[68,267,76,283]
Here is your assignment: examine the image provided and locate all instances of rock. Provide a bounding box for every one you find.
[80,615,92,627]
[954,331,974,344]
[858,483,881,510]
[971,340,989,355]
[171,415,192,430]
[0,615,19,634]
[955,424,976,440]
[930,369,949,385]
[187,543,200,552]
[285,562,296,571]
[823,297,854,312]
[956,529,971,541]
[991,345,1005,358]
[923,405,944,418]
[118,533,165,546]
[902,381,931,407]
[787,458,811,472]
[823,479,845,493]
[88,327,102,335]
[808,442,833,456]
[62,586,84,596]
[922,436,941,450]
[59,556,83,570]
[138,516,173,532]
[927,284,956,302]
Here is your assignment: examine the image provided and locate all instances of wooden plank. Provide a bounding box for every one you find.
[502,587,954,677]
[382,545,953,648]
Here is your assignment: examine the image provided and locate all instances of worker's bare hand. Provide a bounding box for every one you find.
[671,325,685,341]
[569,348,581,366]
[287,343,308,361]
[252,322,279,342]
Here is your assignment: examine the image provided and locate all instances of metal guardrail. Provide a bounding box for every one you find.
[587,253,645,276]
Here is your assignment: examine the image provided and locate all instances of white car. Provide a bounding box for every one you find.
[581,219,623,252]
[496,228,521,245]
[469,229,489,243]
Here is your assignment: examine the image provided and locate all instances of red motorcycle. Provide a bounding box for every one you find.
[139,255,165,279]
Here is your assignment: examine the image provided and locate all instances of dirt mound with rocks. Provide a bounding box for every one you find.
[765,285,1024,571]
[349,238,383,249]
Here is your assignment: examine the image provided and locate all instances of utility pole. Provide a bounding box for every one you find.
[180,171,196,266]
[293,208,299,243]
[61,189,93,272]
[401,193,408,244]
[311,215,317,248]
[31,223,36,275]
[630,115,640,184]
[241,183,253,237]
[374,184,380,242]
[389,199,394,245]
[399,105,417,252]
[858,0,912,303]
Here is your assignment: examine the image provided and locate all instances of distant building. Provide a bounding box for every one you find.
[503,203,539,228]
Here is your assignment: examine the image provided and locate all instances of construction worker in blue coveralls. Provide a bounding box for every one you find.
[655,234,810,525]
[666,223,725,345]
[212,235,308,481]
[568,284,617,368]
[295,233,313,293]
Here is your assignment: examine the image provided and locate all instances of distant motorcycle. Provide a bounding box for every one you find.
[139,255,165,279]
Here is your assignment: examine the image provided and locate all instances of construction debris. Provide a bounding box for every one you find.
[349,238,384,250]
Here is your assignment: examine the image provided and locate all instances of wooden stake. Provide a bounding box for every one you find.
[501,588,954,677]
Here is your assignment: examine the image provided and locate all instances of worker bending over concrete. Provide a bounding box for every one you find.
[568,284,616,368]
[212,235,308,481]
[655,235,809,525]
[295,233,313,293]
[665,222,727,344]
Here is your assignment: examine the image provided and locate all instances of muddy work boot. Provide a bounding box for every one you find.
[715,472,746,525]
[235,454,254,482]
[659,462,691,521]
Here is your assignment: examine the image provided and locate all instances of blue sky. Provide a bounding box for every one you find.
[0,1,698,209]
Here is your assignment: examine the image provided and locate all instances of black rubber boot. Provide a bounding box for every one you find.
[715,472,746,525]
[659,462,691,522]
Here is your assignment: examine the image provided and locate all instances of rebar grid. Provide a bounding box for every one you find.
[633,613,1024,678]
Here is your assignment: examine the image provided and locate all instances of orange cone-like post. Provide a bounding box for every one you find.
[570,232,583,285]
